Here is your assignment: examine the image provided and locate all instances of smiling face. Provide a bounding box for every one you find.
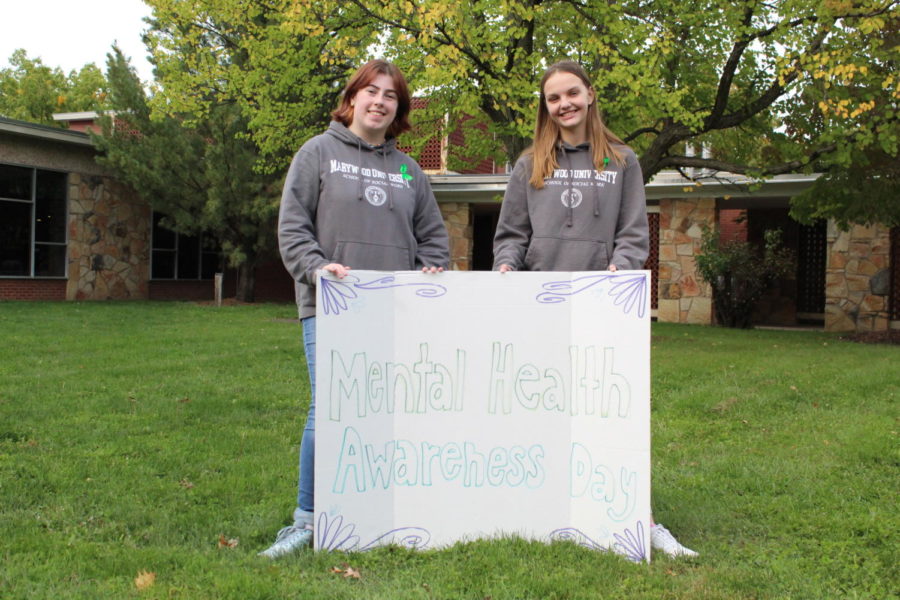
[348,73,399,145]
[542,70,595,145]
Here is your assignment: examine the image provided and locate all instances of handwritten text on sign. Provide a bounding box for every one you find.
[315,271,651,561]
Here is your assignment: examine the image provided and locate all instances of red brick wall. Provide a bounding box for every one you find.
[0,279,67,300]
[718,209,747,243]
[148,262,293,303]
[253,259,295,303]
[397,99,505,174]
[397,98,444,171]
[891,227,899,321]
[449,118,501,174]
[645,213,659,310]
[64,119,102,134]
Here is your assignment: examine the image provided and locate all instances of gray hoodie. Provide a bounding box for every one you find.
[493,142,649,271]
[279,121,450,318]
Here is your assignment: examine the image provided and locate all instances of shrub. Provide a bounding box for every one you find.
[695,227,794,328]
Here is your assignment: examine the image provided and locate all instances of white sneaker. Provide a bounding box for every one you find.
[650,524,698,558]
[258,524,313,558]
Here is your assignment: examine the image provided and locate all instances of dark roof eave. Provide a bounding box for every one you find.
[428,172,821,202]
[0,117,94,148]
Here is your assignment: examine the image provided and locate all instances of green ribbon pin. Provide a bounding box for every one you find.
[400,164,413,181]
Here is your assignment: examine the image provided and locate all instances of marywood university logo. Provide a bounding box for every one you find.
[364,185,388,207]
[560,188,583,208]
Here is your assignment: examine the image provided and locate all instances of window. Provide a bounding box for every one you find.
[150,212,222,280]
[0,164,67,277]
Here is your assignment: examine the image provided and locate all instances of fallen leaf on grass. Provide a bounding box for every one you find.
[217,534,239,549]
[179,478,194,489]
[330,563,361,579]
[134,570,156,590]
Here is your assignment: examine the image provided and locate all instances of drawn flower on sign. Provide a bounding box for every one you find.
[607,274,649,318]
[319,274,447,316]
[316,513,432,552]
[317,513,361,551]
[319,277,358,316]
[536,273,648,317]
[612,521,648,563]
[550,522,647,563]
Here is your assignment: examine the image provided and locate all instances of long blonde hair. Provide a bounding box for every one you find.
[527,60,625,189]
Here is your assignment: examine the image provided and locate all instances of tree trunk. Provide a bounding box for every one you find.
[236,261,256,303]
[502,132,531,168]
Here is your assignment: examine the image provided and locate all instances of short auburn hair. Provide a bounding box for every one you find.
[331,60,412,139]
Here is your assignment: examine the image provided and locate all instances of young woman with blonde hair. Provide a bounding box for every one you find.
[494,60,697,558]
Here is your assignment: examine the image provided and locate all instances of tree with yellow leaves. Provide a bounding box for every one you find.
[143,0,899,226]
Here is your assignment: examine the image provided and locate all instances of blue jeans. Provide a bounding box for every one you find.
[297,316,316,513]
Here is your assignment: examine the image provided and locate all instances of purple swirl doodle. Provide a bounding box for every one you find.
[319,274,447,316]
[536,273,648,318]
[359,527,432,551]
[353,275,447,298]
[316,513,431,551]
[548,527,603,550]
[612,521,647,563]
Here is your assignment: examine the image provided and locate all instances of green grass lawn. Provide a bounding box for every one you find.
[1,302,897,599]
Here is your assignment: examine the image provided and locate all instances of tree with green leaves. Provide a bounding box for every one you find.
[142,0,379,170]
[143,1,897,224]
[132,0,897,267]
[272,0,896,225]
[93,47,280,301]
[0,49,110,125]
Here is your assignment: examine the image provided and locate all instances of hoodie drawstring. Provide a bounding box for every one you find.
[564,150,574,228]
[382,148,395,210]
[356,138,364,202]
[563,143,605,225]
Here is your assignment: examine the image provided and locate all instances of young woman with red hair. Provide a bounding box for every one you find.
[262,60,449,558]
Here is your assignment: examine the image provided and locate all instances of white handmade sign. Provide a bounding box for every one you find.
[315,270,651,561]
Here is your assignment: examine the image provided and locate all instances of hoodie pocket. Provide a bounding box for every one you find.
[524,236,609,271]
[334,241,413,271]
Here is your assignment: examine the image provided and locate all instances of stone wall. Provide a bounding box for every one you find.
[656,197,714,324]
[825,222,892,332]
[439,202,472,271]
[66,174,151,300]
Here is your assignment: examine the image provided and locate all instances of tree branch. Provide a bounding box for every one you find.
[705,3,755,127]
[623,126,661,143]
